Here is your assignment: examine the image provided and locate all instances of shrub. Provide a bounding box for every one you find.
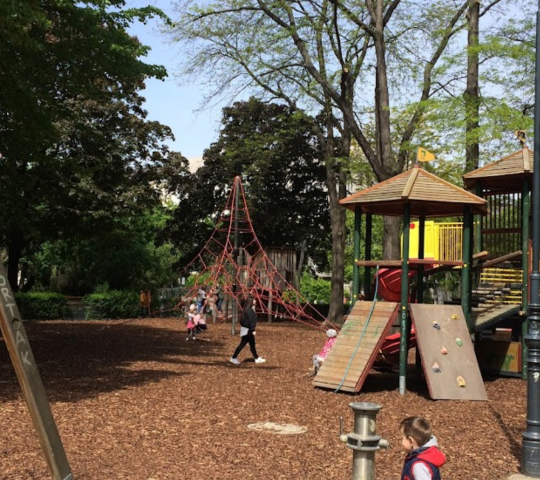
[14,292,68,320]
[83,290,140,319]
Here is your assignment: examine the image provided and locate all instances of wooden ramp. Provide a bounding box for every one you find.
[313,301,399,393]
[410,304,487,401]
[472,304,521,332]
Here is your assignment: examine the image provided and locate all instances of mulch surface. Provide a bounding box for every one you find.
[0,317,525,479]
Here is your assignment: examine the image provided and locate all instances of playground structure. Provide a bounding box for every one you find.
[175,176,334,332]
[317,161,490,399]
[316,146,536,398]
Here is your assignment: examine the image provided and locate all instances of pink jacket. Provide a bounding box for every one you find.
[318,337,336,360]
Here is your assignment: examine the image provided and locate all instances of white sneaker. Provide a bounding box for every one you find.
[230,357,241,365]
[255,357,266,364]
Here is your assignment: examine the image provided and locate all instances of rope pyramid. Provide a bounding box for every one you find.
[179,176,335,330]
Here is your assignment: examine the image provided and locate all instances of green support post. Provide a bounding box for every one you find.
[352,207,362,304]
[475,183,483,254]
[462,207,473,331]
[522,177,531,380]
[399,205,411,395]
[417,216,426,303]
[363,214,373,299]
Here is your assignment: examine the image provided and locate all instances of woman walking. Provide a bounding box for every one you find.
[230,296,266,365]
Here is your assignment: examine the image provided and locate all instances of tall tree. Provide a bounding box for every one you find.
[464,0,481,172]
[0,0,188,290]
[164,99,331,271]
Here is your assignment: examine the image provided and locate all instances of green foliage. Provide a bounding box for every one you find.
[0,0,189,291]
[83,291,140,320]
[14,292,67,320]
[299,272,331,304]
[25,205,181,295]
[164,98,331,270]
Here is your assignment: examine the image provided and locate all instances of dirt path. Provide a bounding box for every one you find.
[0,318,524,479]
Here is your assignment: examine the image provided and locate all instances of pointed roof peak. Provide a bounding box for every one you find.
[341,166,487,217]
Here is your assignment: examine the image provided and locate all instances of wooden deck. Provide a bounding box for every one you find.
[313,301,398,393]
[471,304,521,332]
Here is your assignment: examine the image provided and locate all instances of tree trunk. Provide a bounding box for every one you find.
[464,0,480,172]
[326,163,346,325]
[383,216,402,260]
[7,231,23,292]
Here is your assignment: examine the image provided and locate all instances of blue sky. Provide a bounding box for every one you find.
[127,0,222,161]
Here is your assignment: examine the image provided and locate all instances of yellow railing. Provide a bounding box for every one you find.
[407,221,463,262]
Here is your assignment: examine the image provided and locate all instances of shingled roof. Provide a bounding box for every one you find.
[341,163,487,217]
[463,147,533,193]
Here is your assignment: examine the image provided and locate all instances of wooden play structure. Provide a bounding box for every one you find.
[314,162,488,400]
[314,146,536,398]
[313,301,399,392]
[464,147,533,377]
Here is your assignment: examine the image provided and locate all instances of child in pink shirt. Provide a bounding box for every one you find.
[312,329,337,375]
[186,304,196,341]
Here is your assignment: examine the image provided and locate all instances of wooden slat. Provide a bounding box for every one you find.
[313,301,399,392]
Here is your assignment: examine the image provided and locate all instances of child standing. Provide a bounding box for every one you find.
[400,416,446,480]
[186,304,197,341]
[312,329,337,375]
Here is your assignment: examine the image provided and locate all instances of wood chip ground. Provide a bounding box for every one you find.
[0,318,526,479]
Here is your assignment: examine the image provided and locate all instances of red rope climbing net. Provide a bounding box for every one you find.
[177,176,336,330]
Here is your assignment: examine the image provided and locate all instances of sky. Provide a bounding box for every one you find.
[126,0,223,163]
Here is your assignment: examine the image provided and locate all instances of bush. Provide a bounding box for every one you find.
[83,290,140,319]
[300,272,331,304]
[15,292,68,320]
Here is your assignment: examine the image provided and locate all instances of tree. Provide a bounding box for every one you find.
[0,0,189,290]
[164,98,331,271]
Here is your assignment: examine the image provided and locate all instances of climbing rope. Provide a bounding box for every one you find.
[334,266,380,393]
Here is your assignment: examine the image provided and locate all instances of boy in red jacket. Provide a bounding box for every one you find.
[400,416,446,480]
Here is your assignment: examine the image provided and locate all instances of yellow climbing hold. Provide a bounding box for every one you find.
[457,376,466,387]
[451,314,459,320]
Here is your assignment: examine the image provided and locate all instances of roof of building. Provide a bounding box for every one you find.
[340,163,488,217]
[463,147,533,193]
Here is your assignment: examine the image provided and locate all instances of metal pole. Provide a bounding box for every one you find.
[352,207,362,304]
[523,176,531,380]
[399,205,411,395]
[522,2,540,474]
[462,206,473,331]
[232,176,240,335]
[342,402,388,480]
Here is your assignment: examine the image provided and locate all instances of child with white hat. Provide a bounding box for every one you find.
[312,329,338,375]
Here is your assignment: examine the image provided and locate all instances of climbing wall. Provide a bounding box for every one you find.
[410,304,487,401]
[313,301,399,393]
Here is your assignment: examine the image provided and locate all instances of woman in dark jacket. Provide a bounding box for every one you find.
[230,295,266,365]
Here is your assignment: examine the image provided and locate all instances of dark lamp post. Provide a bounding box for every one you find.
[522,2,540,476]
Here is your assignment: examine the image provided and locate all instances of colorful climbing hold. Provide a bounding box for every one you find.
[451,314,459,320]
[440,346,448,355]
[457,376,466,387]
[432,321,440,330]
[432,362,441,373]
[456,338,463,347]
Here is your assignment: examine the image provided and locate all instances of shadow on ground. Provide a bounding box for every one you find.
[0,319,222,403]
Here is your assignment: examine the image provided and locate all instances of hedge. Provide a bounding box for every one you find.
[14,292,68,320]
[83,290,140,319]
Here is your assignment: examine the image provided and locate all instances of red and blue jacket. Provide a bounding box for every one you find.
[401,436,446,480]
